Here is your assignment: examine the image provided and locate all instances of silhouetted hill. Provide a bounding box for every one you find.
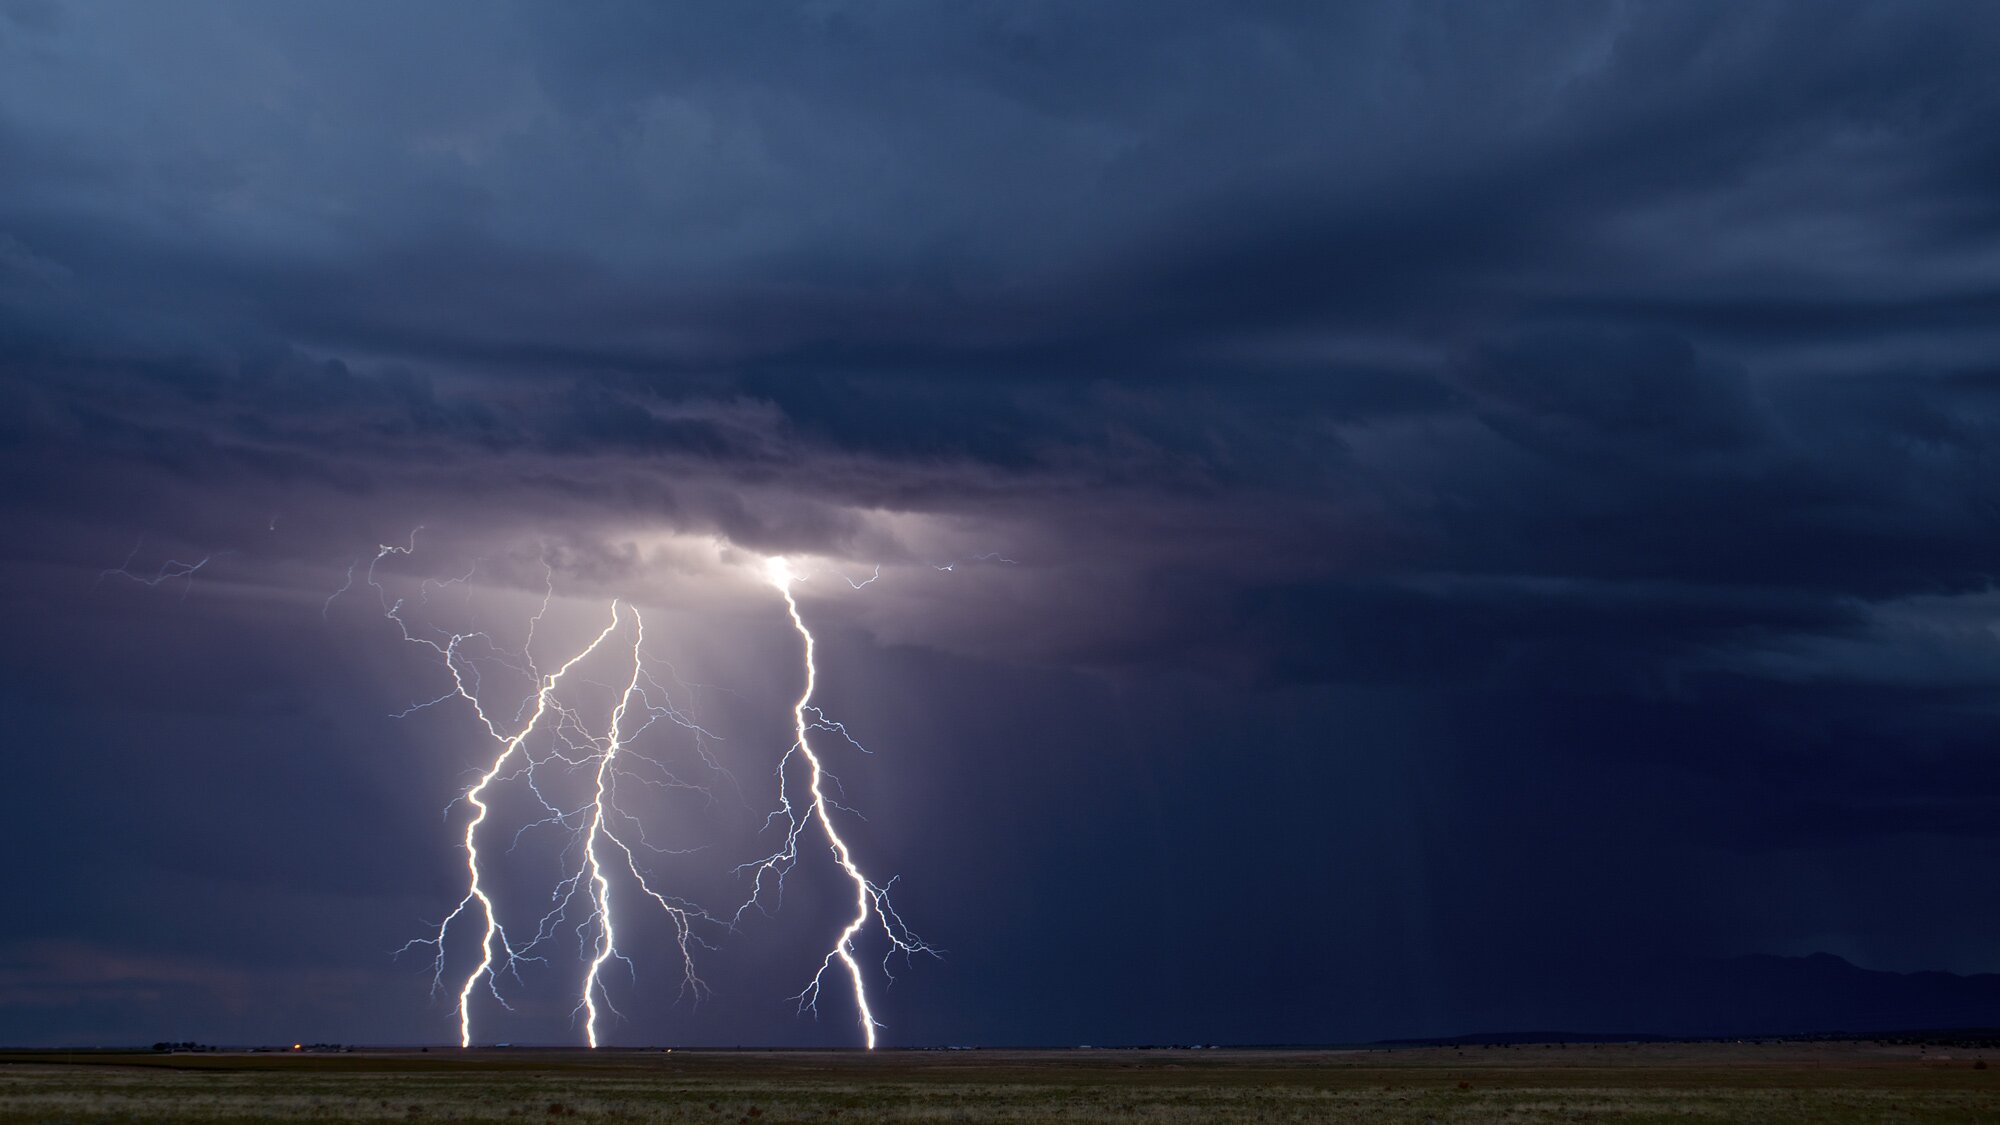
[1638,952,2000,1037]
[1394,953,2000,1044]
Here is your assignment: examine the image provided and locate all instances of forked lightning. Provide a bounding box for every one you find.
[354,535,715,1046]
[735,557,933,1048]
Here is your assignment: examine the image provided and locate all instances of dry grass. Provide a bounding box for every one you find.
[2,1042,1996,1123]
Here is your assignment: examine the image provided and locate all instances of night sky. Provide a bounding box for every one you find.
[5,2,2000,1048]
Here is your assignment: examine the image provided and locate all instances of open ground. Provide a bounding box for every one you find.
[3,1041,1997,1123]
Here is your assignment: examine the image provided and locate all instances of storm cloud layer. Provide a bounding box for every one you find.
[5,1,2000,1046]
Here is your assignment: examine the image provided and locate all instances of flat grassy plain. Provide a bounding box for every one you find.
[2,1041,1996,1123]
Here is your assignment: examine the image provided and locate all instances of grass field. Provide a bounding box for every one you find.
[3,1041,1996,1123]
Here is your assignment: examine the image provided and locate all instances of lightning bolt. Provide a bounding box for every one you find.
[933,552,1016,573]
[361,536,717,1046]
[98,538,213,595]
[576,606,715,1048]
[736,557,933,1049]
[439,605,619,1049]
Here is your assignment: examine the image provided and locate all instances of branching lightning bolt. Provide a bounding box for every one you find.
[99,538,214,596]
[575,607,716,1047]
[359,534,719,1047]
[436,606,618,1048]
[735,557,933,1049]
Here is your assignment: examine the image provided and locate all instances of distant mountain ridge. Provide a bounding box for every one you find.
[1645,952,2000,1037]
[1411,952,2000,1043]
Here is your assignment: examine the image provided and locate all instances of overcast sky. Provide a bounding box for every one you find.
[5,0,2000,1047]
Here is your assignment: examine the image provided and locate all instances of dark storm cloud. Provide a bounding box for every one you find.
[6,1,2000,1045]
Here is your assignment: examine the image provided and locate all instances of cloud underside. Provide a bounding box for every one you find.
[6,1,2000,860]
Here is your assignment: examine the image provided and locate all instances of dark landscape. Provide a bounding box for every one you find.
[6,1041,2000,1123]
[23,951,2000,1121]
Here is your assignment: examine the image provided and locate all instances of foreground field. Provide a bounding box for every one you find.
[2,1041,1996,1123]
